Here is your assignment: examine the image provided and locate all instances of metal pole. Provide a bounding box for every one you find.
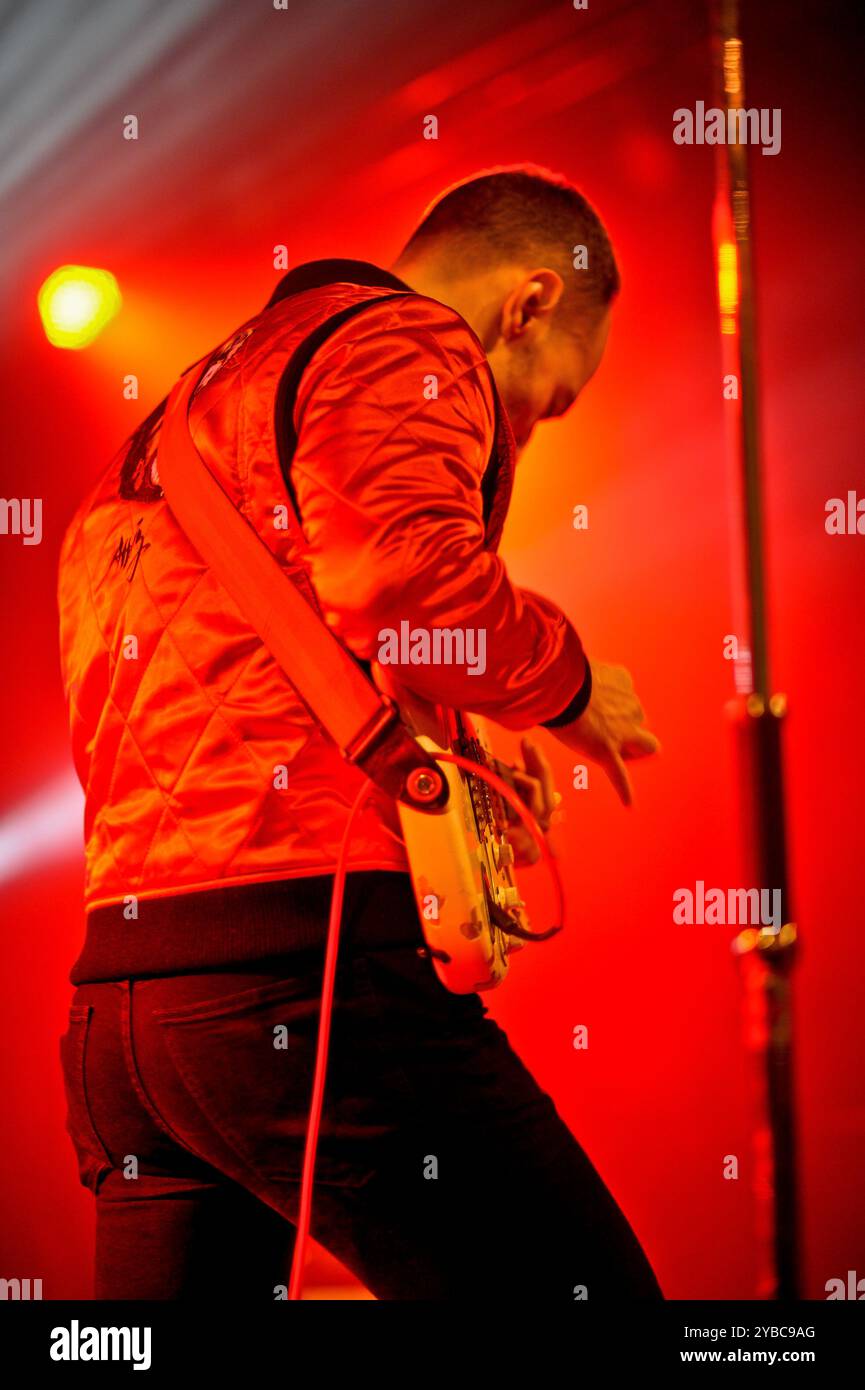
[711,0,801,1300]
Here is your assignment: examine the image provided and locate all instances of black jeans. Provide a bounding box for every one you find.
[60,874,663,1300]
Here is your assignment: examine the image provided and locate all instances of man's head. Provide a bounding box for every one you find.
[391,165,619,449]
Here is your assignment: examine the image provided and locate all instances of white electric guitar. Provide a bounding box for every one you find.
[376,674,542,993]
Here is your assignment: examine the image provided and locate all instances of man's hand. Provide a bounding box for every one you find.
[505,736,560,864]
[552,661,660,806]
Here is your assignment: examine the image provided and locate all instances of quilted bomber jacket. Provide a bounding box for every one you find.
[57,260,588,923]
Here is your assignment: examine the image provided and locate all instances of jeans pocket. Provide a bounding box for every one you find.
[150,974,399,1189]
[58,1004,113,1195]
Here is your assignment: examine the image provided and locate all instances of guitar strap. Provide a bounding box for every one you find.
[156,352,446,811]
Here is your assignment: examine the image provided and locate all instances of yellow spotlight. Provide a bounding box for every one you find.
[38,265,122,349]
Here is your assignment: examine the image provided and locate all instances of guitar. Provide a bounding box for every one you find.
[376,672,534,993]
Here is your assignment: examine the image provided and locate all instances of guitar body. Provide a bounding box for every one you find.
[376,672,530,993]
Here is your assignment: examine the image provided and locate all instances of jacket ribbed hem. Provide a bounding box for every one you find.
[70,870,419,985]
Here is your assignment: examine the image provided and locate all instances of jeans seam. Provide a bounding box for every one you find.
[120,980,204,1159]
[65,1003,116,1190]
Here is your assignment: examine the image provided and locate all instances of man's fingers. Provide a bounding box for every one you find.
[521,737,556,818]
[510,768,545,821]
[608,663,635,693]
[622,727,661,758]
[603,749,633,806]
[508,828,541,864]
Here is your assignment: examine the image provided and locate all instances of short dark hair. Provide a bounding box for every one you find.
[398,164,619,312]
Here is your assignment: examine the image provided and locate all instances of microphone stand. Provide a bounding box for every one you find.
[711,0,801,1300]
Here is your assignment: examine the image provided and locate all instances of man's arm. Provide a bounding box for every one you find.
[288,295,588,730]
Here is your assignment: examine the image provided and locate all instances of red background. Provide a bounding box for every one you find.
[0,0,862,1299]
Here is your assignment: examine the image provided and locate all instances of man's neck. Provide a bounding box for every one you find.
[389,259,496,350]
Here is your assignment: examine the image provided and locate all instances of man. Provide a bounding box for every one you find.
[57,165,662,1300]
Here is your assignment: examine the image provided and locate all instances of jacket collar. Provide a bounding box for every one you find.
[265,259,411,309]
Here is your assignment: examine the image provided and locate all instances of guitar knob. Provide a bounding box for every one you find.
[497,838,515,867]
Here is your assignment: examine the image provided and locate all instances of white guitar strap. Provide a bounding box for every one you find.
[155,360,447,813]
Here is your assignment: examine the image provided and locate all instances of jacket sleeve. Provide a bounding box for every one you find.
[288,295,589,731]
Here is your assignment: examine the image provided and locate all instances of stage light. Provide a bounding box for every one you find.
[0,769,83,884]
[38,265,122,349]
[716,240,739,335]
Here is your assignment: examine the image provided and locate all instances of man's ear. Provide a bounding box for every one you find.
[500,269,565,342]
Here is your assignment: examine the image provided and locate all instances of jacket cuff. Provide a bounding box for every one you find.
[540,658,592,729]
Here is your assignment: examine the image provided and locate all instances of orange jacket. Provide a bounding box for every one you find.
[58,261,588,914]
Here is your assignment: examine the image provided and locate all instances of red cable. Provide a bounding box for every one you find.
[288,780,372,1299]
[287,750,566,1298]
